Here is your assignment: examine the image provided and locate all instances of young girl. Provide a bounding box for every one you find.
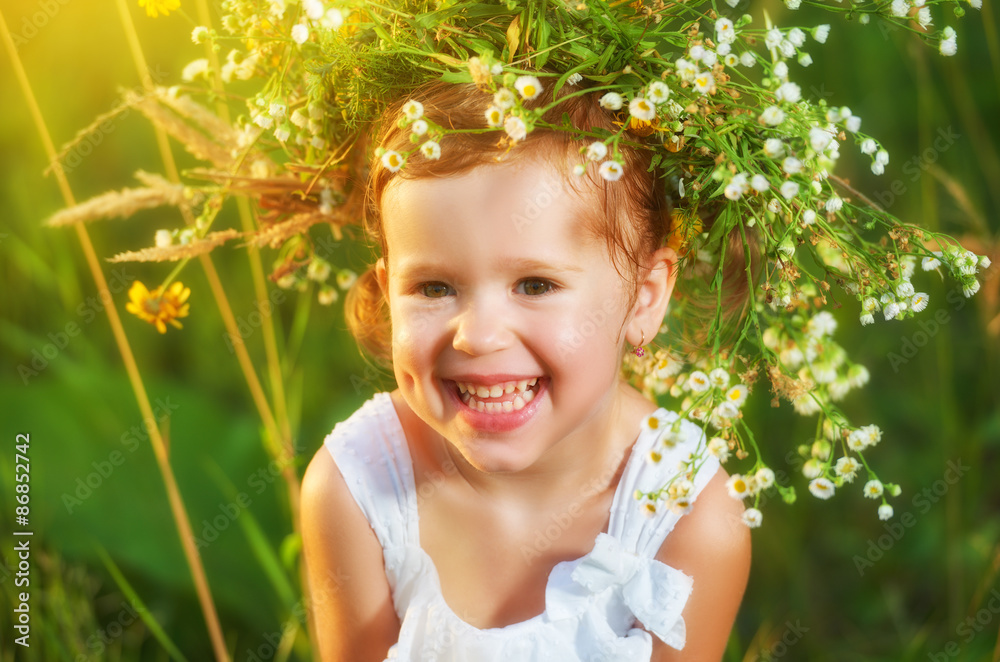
[301,81,751,661]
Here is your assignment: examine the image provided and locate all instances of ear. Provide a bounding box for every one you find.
[375,257,388,298]
[625,246,678,347]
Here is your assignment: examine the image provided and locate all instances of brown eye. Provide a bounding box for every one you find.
[420,282,453,298]
[518,279,553,296]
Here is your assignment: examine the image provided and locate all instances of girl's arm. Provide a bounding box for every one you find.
[301,447,401,662]
[651,470,752,662]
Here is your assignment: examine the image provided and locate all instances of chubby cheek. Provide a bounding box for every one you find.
[542,305,627,390]
[389,303,445,394]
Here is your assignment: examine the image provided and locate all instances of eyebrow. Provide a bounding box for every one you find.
[392,257,585,277]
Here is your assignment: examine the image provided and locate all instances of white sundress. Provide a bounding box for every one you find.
[323,392,720,661]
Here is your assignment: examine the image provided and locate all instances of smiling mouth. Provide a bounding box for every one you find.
[454,378,541,413]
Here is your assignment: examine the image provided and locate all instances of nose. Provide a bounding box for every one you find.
[452,295,513,356]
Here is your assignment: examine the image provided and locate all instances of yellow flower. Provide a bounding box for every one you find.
[126,281,191,333]
[138,0,180,18]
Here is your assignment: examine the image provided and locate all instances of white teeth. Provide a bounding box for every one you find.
[457,378,541,413]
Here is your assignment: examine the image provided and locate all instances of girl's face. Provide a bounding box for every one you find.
[379,158,648,475]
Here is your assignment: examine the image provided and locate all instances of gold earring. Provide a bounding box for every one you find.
[634,330,645,357]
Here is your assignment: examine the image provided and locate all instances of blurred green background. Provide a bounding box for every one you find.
[0,0,998,660]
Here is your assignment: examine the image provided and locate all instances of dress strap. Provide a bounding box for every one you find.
[323,393,420,552]
[607,409,720,558]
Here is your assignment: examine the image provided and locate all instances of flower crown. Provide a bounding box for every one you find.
[50,0,987,528]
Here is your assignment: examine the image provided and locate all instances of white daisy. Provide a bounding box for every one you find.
[709,367,730,388]
[693,71,716,94]
[883,301,901,320]
[842,365,867,390]
[809,477,836,500]
[910,292,929,312]
[514,75,543,100]
[402,99,424,121]
[484,106,504,127]
[675,58,698,82]
[765,28,783,49]
[755,467,776,490]
[688,370,711,392]
[742,508,763,528]
[716,17,736,43]
[878,504,895,520]
[708,437,731,462]
[629,97,657,121]
[751,174,770,192]
[922,255,942,270]
[598,161,624,182]
[863,479,884,499]
[494,88,516,110]
[780,181,800,200]
[723,385,749,408]
[504,115,528,141]
[740,51,756,67]
[782,157,803,175]
[813,24,831,43]
[420,140,441,160]
[291,22,309,44]
[566,72,583,85]
[585,142,608,161]
[322,8,344,30]
[810,127,833,151]
[726,474,751,499]
[599,92,624,110]
[380,150,405,172]
[647,81,671,104]
[410,120,428,136]
[835,456,861,481]
[792,394,822,416]
[764,138,785,159]
[825,196,844,213]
